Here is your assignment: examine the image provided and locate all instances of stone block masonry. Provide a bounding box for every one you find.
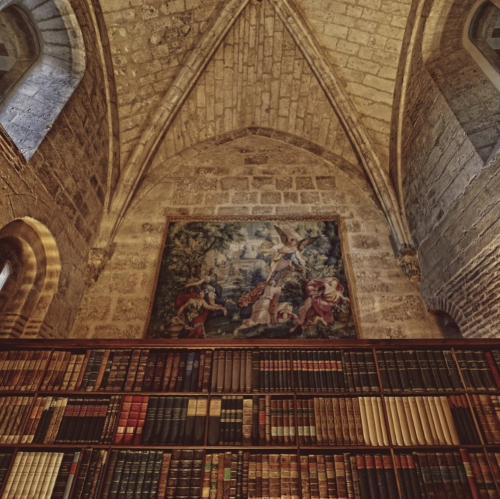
[72,134,443,340]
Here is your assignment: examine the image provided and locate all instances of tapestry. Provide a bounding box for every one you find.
[146,218,357,339]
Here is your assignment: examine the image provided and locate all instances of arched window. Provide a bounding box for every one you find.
[464,0,500,93]
[0,218,61,338]
[469,1,500,71]
[0,6,40,101]
[0,0,85,160]
[0,260,11,292]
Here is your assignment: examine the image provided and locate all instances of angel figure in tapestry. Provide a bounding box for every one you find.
[261,225,318,282]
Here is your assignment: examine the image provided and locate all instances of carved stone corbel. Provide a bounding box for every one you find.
[84,248,108,285]
[398,247,421,282]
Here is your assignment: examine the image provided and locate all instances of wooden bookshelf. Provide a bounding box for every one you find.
[0,338,499,498]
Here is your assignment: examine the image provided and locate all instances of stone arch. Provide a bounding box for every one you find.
[0,217,61,337]
[0,0,85,160]
[426,297,465,336]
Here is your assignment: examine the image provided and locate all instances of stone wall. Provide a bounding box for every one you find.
[398,0,500,336]
[300,0,412,168]
[0,0,113,337]
[102,0,221,163]
[72,134,443,339]
[148,0,361,172]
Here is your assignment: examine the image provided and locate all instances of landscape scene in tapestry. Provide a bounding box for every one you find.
[147,220,356,339]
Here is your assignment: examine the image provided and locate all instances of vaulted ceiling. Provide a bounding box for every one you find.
[95,0,414,251]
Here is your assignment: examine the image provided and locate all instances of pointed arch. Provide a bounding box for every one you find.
[95,0,412,256]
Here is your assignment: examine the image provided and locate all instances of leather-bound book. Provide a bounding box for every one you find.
[132,349,149,392]
[193,396,208,446]
[183,397,198,446]
[207,397,222,446]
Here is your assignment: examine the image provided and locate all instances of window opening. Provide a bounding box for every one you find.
[470,1,500,71]
[0,6,40,102]
[0,261,11,293]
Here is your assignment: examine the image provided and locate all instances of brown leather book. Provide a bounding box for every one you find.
[133,349,150,391]
[224,350,233,393]
[299,455,311,499]
[332,398,343,445]
[339,397,350,446]
[307,399,317,445]
[202,350,213,393]
[345,398,356,446]
[123,349,141,392]
[242,398,253,446]
[313,398,322,445]
[232,350,240,393]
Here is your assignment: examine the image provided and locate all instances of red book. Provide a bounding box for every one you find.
[460,449,482,499]
[114,395,133,444]
[123,395,143,444]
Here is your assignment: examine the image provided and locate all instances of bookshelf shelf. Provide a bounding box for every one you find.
[0,338,499,498]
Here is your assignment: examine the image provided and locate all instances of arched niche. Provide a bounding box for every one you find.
[0,0,85,160]
[422,0,500,162]
[0,217,61,337]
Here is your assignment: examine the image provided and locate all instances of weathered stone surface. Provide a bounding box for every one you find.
[73,135,442,339]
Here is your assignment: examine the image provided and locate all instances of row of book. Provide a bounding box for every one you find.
[204,452,299,499]
[0,449,499,499]
[0,454,11,495]
[471,394,500,444]
[395,451,500,499]
[0,397,33,444]
[23,396,120,444]
[8,394,495,448]
[0,351,50,391]
[116,396,207,446]
[307,397,386,447]
[449,395,482,445]
[301,453,399,499]
[292,350,378,393]
[385,396,459,447]
[455,350,500,391]
[102,449,203,499]
[0,449,106,499]
[376,349,463,393]
[3,348,500,394]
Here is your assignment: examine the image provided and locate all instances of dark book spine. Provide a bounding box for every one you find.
[183,397,197,446]
[152,351,167,392]
[176,397,189,445]
[174,351,188,392]
[190,351,201,392]
[394,350,411,391]
[443,350,463,390]
[142,351,158,391]
[141,396,157,445]
[152,396,167,444]
[202,349,213,393]
[384,350,403,392]
[182,352,196,393]
[193,397,207,446]
[426,350,446,391]
[365,454,382,499]
[167,396,183,444]
[207,397,222,446]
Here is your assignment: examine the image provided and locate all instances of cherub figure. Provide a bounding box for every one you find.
[261,225,318,281]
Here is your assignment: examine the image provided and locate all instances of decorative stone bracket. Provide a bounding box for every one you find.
[84,248,109,285]
[398,247,421,282]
